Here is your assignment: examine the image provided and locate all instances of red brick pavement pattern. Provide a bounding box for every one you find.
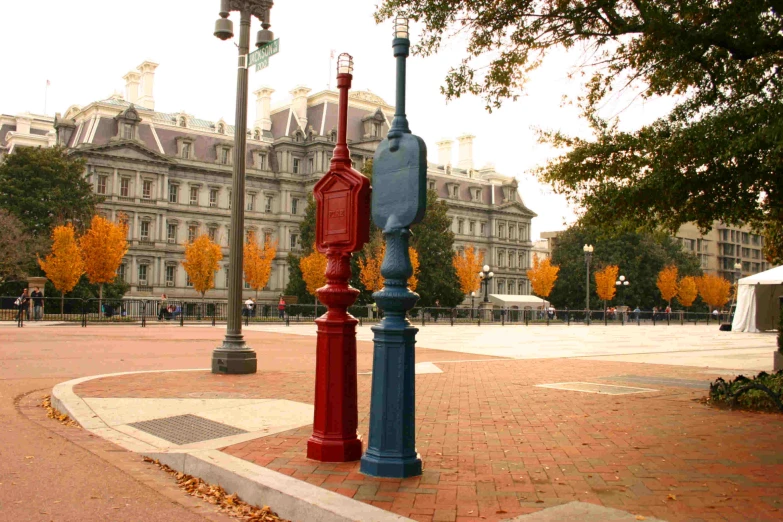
[75,359,783,522]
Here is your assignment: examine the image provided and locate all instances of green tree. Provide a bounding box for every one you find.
[375,1,783,263]
[284,192,317,303]
[548,223,703,311]
[0,146,99,236]
[410,189,463,307]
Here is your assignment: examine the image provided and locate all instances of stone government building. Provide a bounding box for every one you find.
[2,62,536,300]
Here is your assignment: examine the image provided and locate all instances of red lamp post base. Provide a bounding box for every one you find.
[307,435,363,462]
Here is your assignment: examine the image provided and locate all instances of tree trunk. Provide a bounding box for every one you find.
[61,294,64,318]
[99,283,104,316]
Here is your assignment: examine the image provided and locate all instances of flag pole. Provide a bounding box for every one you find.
[44,80,50,115]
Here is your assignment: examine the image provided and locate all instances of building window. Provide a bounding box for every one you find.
[182,142,191,159]
[457,220,464,234]
[140,221,150,241]
[117,264,126,282]
[246,193,256,211]
[292,158,300,174]
[291,198,299,215]
[228,190,232,210]
[253,129,260,140]
[120,178,130,197]
[208,226,217,242]
[217,123,225,134]
[451,185,459,199]
[742,232,749,244]
[308,157,314,173]
[265,196,273,213]
[509,226,516,240]
[480,223,486,235]
[138,264,148,285]
[97,175,108,195]
[224,267,230,287]
[751,234,761,246]
[209,188,218,208]
[167,223,177,243]
[122,123,134,139]
[169,184,178,203]
[329,130,337,143]
[519,253,525,268]
[190,186,199,205]
[469,221,475,234]
[258,152,267,169]
[428,181,436,191]
[166,265,175,286]
[188,224,198,243]
[290,234,299,250]
[220,148,230,165]
[186,275,193,287]
[499,224,506,238]
[498,280,505,294]
[142,180,152,200]
[510,252,516,268]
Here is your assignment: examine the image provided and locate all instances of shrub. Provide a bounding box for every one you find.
[708,371,783,413]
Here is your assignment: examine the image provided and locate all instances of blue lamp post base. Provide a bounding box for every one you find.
[360,317,422,478]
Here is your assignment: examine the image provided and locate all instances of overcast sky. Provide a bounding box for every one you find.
[0,0,674,240]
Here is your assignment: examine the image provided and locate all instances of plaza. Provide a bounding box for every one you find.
[3,323,781,521]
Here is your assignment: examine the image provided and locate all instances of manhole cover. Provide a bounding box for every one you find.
[128,414,247,445]
[602,375,710,389]
[534,382,657,395]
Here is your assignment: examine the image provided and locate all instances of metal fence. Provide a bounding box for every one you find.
[1,296,731,328]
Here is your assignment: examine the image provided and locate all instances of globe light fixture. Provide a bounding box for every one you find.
[337,53,354,75]
[394,16,409,39]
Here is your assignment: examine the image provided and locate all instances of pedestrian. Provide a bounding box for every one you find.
[633,306,641,323]
[712,308,719,321]
[244,297,254,318]
[278,297,286,319]
[30,286,44,321]
[158,293,168,320]
[15,289,30,327]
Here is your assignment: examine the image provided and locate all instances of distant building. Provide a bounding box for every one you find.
[0,112,56,159]
[1,62,536,299]
[675,222,770,280]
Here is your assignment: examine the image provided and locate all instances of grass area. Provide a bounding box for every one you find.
[708,371,783,413]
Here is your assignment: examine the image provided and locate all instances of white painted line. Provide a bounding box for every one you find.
[534,382,658,395]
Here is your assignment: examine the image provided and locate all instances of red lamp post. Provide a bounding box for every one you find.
[307,53,371,462]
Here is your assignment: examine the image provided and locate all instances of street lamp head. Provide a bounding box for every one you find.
[337,53,354,75]
[624,281,630,286]
[483,264,490,273]
[615,281,621,286]
[471,291,475,297]
[619,275,625,282]
[478,272,484,279]
[394,16,409,39]
[214,15,234,41]
[255,28,274,48]
[488,272,494,278]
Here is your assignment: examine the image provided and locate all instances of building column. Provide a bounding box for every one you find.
[135,171,141,198]
[133,212,139,241]
[113,168,119,196]
[130,256,137,286]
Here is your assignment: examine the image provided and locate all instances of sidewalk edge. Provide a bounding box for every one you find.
[51,369,412,522]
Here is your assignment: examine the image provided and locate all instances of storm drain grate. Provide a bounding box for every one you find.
[602,375,710,389]
[534,382,657,395]
[128,414,247,445]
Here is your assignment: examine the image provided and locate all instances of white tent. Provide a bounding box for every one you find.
[488,294,547,309]
[731,265,783,332]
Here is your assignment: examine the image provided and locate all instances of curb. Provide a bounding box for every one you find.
[51,369,411,522]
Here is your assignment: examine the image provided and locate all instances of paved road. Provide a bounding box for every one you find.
[1,324,482,522]
[0,325,326,522]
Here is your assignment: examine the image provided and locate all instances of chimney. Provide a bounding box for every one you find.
[254,87,274,132]
[16,116,31,135]
[457,134,475,170]
[290,86,311,131]
[436,139,453,166]
[122,71,141,104]
[136,61,159,110]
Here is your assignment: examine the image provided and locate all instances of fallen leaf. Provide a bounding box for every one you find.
[496,510,507,514]
[636,516,646,521]
[536,500,544,503]
[667,494,677,501]
[24,456,34,459]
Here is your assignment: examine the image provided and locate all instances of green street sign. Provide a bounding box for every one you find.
[248,39,279,71]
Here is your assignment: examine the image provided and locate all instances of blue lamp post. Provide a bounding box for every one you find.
[360,16,426,479]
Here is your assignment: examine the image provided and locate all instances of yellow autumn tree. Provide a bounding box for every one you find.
[656,265,679,306]
[526,254,560,301]
[38,224,85,316]
[79,215,128,306]
[696,274,732,311]
[358,242,420,293]
[244,232,278,299]
[594,265,619,309]
[182,233,223,302]
[300,245,327,297]
[452,245,483,295]
[677,276,698,309]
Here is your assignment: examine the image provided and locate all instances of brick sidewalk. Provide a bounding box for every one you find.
[75,359,783,522]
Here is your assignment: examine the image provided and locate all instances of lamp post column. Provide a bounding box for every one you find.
[211,0,272,374]
[584,245,593,324]
[361,17,427,479]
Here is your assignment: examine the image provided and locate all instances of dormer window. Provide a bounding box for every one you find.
[253,129,260,140]
[258,152,267,169]
[446,183,460,199]
[428,181,436,191]
[179,117,187,127]
[215,144,233,165]
[114,106,140,142]
[362,108,386,139]
[294,131,304,143]
[176,137,195,160]
[471,187,483,202]
[217,123,225,134]
[328,130,337,143]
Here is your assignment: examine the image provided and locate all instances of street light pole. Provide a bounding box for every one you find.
[211,0,273,374]
[583,244,593,323]
[478,265,494,303]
